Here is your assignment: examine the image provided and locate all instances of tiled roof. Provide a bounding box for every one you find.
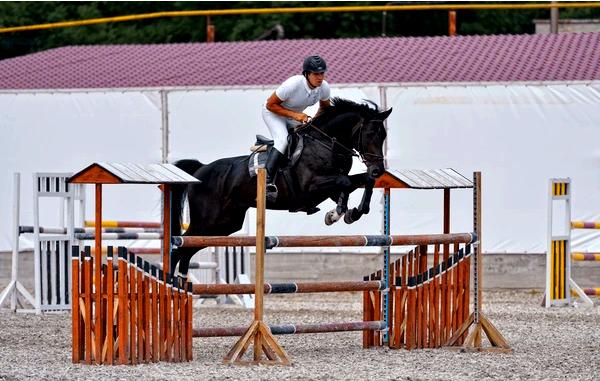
[1,33,599,90]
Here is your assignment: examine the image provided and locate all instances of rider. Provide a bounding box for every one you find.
[262,55,331,200]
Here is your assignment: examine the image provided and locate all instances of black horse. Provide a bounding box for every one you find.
[170,97,391,278]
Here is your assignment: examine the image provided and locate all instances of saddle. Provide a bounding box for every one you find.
[247,130,319,215]
[248,128,304,174]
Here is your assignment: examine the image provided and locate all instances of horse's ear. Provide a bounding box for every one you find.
[378,108,392,121]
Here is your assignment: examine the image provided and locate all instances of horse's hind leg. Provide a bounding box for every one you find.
[170,246,206,282]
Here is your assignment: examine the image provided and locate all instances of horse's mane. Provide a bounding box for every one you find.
[313,97,381,125]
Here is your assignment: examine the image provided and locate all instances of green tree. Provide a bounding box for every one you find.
[0,2,598,60]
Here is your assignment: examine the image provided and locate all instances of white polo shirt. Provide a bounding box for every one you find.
[273,75,331,113]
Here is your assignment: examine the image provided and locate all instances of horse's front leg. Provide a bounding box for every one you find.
[306,174,352,225]
[325,191,349,225]
[344,176,376,224]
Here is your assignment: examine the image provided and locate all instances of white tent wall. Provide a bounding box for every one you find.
[0,91,163,250]
[385,83,600,253]
[1,83,599,254]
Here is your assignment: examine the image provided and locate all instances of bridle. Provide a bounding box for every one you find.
[300,117,385,167]
[353,119,386,166]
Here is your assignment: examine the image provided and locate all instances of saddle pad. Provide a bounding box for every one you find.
[248,150,268,177]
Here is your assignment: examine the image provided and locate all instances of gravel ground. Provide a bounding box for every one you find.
[0,290,599,380]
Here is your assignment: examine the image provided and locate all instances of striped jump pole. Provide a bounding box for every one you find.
[90,247,161,255]
[194,321,386,337]
[571,253,600,261]
[173,232,475,249]
[581,288,600,296]
[19,225,163,234]
[76,232,163,240]
[571,221,600,229]
[193,280,386,295]
[85,220,189,229]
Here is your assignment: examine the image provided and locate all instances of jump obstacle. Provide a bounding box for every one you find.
[172,169,511,364]
[0,172,251,314]
[67,163,200,364]
[0,173,84,313]
[65,163,510,365]
[545,178,599,307]
[71,245,193,364]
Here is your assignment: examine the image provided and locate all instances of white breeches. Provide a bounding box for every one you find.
[262,107,296,154]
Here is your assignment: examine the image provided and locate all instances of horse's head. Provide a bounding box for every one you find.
[313,97,392,180]
[354,107,392,179]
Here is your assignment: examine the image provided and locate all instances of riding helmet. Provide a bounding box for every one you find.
[302,55,327,74]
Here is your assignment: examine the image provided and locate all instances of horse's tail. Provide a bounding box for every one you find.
[171,159,203,237]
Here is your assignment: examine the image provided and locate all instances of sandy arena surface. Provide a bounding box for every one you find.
[0,289,598,380]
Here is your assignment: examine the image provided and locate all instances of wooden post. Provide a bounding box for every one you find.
[165,276,172,362]
[151,266,159,362]
[129,253,137,364]
[444,172,511,352]
[223,168,290,365]
[172,278,181,362]
[362,276,373,348]
[94,184,102,364]
[186,283,194,361]
[448,10,457,36]
[406,249,416,349]
[143,262,151,362]
[136,258,144,364]
[106,248,115,364]
[71,246,81,363]
[159,270,166,361]
[117,248,128,364]
[162,184,171,275]
[433,244,441,347]
[83,247,92,364]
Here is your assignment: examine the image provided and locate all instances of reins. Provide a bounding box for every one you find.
[300,118,385,165]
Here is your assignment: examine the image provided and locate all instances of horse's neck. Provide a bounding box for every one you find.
[310,112,357,146]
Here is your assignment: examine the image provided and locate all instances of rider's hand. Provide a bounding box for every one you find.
[294,113,310,123]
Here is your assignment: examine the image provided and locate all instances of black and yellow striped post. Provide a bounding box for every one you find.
[546,178,571,307]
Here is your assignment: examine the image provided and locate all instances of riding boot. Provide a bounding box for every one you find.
[265,148,284,202]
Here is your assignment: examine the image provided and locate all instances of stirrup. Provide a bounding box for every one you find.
[266,182,278,201]
[266,183,278,193]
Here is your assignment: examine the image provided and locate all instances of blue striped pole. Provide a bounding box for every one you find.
[383,188,390,344]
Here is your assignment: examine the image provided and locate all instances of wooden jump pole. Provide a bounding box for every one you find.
[173,233,475,248]
[94,184,102,364]
[162,183,171,275]
[194,321,386,337]
[193,280,386,295]
[223,168,290,365]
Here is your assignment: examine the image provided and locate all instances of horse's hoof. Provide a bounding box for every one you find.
[175,273,188,288]
[325,210,341,225]
[344,209,358,224]
[305,206,320,215]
